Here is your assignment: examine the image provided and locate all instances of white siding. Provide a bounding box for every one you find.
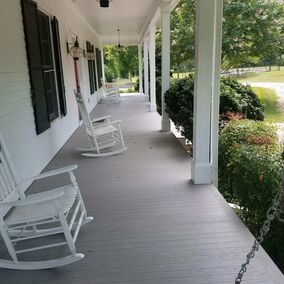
[0,0,103,181]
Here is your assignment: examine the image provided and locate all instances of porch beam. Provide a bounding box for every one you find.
[149,25,156,112]
[191,0,223,184]
[161,2,171,131]
[138,44,143,93]
[143,38,149,98]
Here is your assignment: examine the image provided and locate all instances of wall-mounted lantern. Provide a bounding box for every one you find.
[66,36,84,60]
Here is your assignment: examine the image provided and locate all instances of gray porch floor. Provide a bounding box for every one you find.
[1,94,284,283]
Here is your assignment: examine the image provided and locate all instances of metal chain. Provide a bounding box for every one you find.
[234,167,284,284]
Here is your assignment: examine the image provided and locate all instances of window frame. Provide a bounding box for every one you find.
[37,7,61,123]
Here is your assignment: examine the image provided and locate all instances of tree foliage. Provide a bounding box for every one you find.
[169,0,284,72]
[104,45,138,81]
[170,0,196,75]
[222,0,284,70]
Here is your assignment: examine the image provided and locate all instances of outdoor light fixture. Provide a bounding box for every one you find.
[97,0,113,8]
[67,37,84,60]
[117,28,122,52]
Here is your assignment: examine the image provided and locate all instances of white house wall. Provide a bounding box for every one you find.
[0,0,102,181]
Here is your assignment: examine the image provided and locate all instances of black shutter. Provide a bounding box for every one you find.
[92,45,98,91]
[21,0,50,134]
[87,41,95,94]
[37,11,59,122]
[96,48,103,88]
[52,17,67,116]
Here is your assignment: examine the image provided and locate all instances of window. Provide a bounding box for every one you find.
[96,48,103,88]
[86,41,98,95]
[37,10,59,122]
[21,0,67,135]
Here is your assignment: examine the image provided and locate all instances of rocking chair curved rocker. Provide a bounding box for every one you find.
[0,134,93,270]
[74,91,127,158]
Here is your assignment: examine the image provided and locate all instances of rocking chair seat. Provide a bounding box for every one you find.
[5,186,77,226]
[87,125,117,137]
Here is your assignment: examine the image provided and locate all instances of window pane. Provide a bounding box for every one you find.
[44,70,59,121]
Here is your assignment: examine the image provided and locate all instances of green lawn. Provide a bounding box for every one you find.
[252,87,284,122]
[172,72,191,79]
[237,70,284,83]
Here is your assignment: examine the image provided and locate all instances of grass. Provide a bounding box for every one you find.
[172,72,192,79]
[252,87,284,122]
[237,70,284,83]
[119,87,136,93]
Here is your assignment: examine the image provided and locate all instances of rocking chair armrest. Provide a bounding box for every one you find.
[92,120,122,129]
[91,115,111,123]
[23,165,78,183]
[0,191,64,207]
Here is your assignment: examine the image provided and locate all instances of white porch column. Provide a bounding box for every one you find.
[138,43,143,93]
[161,2,171,131]
[191,0,223,185]
[149,25,156,112]
[143,38,149,98]
[101,47,106,82]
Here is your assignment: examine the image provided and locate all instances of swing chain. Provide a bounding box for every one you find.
[234,168,284,284]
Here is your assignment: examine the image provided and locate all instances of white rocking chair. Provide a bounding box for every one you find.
[100,78,121,103]
[74,91,127,157]
[0,134,93,270]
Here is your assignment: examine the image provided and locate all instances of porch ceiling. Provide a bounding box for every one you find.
[71,0,161,45]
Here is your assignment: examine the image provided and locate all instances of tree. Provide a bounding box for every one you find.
[104,45,138,82]
[103,46,119,81]
[170,0,196,76]
[169,0,284,73]
[116,46,138,82]
[222,0,284,71]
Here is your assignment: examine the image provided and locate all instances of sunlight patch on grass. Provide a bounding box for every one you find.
[252,87,284,122]
[237,70,284,83]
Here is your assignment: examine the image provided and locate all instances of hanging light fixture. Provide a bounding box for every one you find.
[67,37,84,60]
[117,28,122,52]
[97,0,113,8]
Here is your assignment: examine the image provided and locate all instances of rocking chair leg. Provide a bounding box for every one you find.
[0,226,17,263]
[118,126,126,148]
[58,214,76,255]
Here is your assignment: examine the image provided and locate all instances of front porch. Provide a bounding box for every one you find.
[1,94,282,283]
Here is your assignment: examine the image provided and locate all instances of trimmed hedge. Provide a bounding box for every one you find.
[219,120,282,210]
[165,76,194,139]
[219,120,284,272]
[220,77,264,121]
[164,76,264,141]
[164,75,284,270]
[156,77,162,114]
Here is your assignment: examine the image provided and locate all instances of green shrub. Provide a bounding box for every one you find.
[220,77,264,121]
[134,78,140,92]
[219,120,280,204]
[156,77,162,115]
[164,76,264,141]
[219,119,284,271]
[165,76,194,139]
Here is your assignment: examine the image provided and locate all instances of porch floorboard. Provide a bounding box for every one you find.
[1,94,283,283]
